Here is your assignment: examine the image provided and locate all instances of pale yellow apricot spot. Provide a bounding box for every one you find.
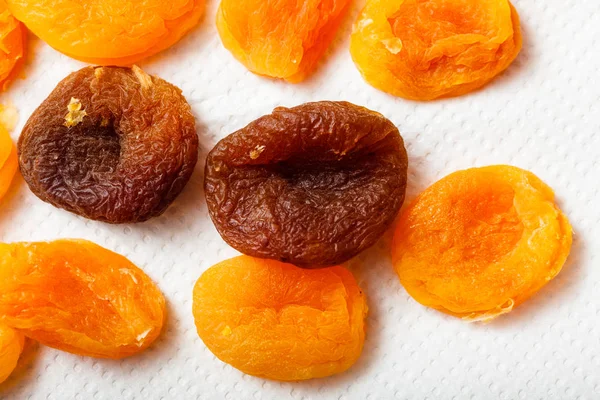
[64,98,87,128]
[133,65,153,89]
[250,145,266,160]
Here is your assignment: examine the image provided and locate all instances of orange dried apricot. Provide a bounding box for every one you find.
[5,0,204,65]
[0,239,166,359]
[392,165,572,321]
[217,0,351,82]
[193,256,367,380]
[0,2,24,90]
[0,324,24,384]
[350,0,522,100]
[0,124,17,202]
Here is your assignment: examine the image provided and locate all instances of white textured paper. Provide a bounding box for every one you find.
[1,0,598,398]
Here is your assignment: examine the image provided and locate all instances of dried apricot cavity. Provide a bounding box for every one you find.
[193,256,367,380]
[392,165,572,321]
[18,66,198,223]
[350,0,522,100]
[0,3,24,90]
[0,239,166,359]
[0,325,24,384]
[205,101,408,267]
[5,0,204,65]
[217,0,351,82]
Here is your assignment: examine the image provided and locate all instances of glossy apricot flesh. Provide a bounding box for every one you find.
[392,165,572,321]
[350,0,522,100]
[0,325,24,384]
[193,256,367,380]
[5,0,204,65]
[217,0,351,82]
[0,3,24,90]
[0,125,17,202]
[0,239,166,359]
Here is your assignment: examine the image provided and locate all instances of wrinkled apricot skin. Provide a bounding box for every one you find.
[18,66,198,223]
[193,256,367,380]
[217,0,351,82]
[0,240,166,359]
[392,166,572,321]
[350,0,522,100]
[0,325,24,384]
[205,101,408,267]
[0,3,24,90]
[0,125,17,202]
[5,0,204,65]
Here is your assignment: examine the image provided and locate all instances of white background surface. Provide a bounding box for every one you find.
[1,0,598,398]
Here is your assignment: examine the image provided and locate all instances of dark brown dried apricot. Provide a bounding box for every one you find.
[205,101,408,267]
[18,66,198,223]
[0,239,166,359]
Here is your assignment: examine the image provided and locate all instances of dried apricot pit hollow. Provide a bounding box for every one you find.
[350,0,522,100]
[0,239,166,359]
[193,256,367,380]
[392,165,572,321]
[5,0,204,65]
[18,66,198,223]
[205,101,408,267]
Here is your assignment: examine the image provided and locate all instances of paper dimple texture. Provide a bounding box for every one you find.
[0,0,598,398]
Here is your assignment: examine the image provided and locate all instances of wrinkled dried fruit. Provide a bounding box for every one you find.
[217,0,351,82]
[0,124,17,202]
[205,101,408,267]
[5,0,204,65]
[0,239,166,359]
[0,325,24,384]
[0,3,24,91]
[18,66,198,223]
[193,255,367,380]
[392,165,572,322]
[350,0,522,100]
